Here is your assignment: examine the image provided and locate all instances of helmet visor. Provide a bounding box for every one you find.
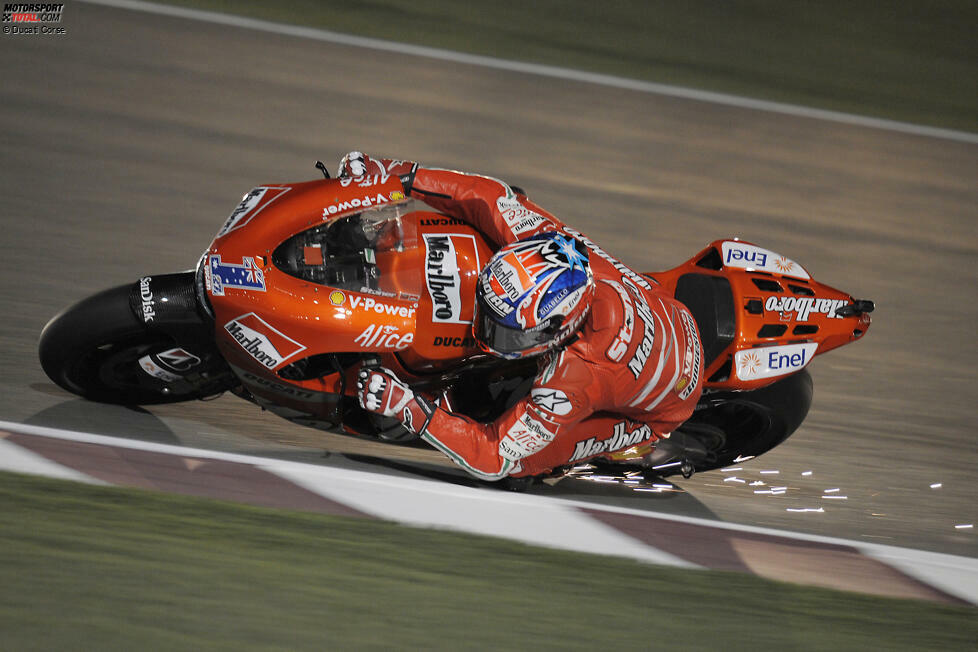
[475,305,564,355]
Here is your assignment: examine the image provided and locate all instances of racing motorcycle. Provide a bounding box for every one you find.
[38,164,874,484]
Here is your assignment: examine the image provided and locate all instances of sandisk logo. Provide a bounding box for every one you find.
[224,313,306,369]
[139,276,155,323]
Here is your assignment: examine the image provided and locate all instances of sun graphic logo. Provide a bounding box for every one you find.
[774,257,794,273]
[740,352,762,378]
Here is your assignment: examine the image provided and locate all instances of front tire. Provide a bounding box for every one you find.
[39,279,236,405]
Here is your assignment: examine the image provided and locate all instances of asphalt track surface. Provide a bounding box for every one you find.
[1,4,976,558]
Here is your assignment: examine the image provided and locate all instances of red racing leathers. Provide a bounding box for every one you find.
[354,156,704,480]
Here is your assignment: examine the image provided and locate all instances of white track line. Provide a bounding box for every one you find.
[77,0,978,145]
[3,419,977,604]
[0,437,106,484]
[275,463,698,568]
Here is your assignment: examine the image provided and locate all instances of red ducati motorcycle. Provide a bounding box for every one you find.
[39,164,873,482]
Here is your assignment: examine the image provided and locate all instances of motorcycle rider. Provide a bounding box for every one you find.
[343,152,704,481]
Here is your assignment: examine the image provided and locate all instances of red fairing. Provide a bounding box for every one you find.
[389,165,703,480]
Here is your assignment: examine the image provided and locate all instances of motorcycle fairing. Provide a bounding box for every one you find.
[202,176,493,425]
[202,173,871,430]
[647,238,872,391]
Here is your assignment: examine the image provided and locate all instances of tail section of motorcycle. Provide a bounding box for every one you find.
[567,238,873,481]
[653,239,873,393]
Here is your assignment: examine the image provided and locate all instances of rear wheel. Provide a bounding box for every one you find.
[39,280,237,405]
[651,370,813,476]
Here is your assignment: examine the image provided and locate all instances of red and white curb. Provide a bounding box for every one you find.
[1,420,975,606]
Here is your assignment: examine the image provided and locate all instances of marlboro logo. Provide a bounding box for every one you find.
[224,313,305,369]
[423,233,480,324]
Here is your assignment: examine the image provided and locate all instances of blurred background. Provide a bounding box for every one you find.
[0,0,975,645]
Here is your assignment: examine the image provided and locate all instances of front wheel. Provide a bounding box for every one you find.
[39,276,237,405]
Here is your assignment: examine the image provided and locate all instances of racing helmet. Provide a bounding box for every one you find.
[474,232,594,359]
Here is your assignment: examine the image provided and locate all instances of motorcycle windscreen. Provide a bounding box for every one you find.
[271,206,420,297]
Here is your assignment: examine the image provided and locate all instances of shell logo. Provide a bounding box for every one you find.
[389,190,406,201]
[740,352,762,378]
[328,290,346,306]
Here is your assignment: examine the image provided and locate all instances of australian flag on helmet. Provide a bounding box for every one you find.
[475,232,595,359]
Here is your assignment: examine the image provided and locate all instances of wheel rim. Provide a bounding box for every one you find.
[73,336,211,401]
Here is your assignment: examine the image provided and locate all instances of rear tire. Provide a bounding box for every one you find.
[644,370,813,477]
[682,369,813,473]
[39,281,236,405]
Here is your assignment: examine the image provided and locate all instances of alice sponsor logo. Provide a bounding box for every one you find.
[224,313,306,369]
[765,296,847,321]
[139,276,155,323]
[349,295,416,318]
[570,421,653,462]
[353,324,414,350]
[339,173,390,188]
[498,411,556,461]
[496,196,544,230]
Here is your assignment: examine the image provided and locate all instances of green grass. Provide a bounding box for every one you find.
[0,471,974,650]
[150,0,978,132]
